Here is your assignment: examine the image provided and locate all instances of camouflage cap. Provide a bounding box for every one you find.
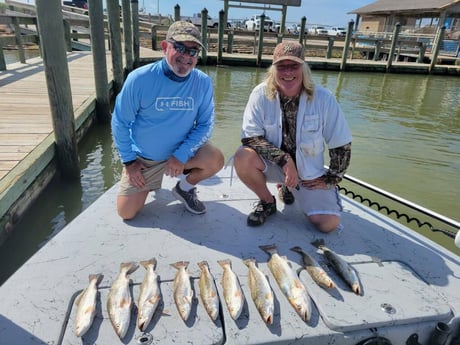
[272,41,305,65]
[166,21,204,48]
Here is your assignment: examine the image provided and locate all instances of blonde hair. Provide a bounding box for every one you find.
[264,62,315,101]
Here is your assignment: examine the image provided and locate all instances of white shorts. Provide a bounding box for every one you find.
[263,159,343,217]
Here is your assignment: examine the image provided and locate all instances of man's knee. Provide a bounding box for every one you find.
[308,214,340,233]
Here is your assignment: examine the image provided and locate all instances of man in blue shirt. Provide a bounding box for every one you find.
[112,21,224,219]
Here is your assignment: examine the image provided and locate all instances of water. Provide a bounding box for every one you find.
[0,66,459,285]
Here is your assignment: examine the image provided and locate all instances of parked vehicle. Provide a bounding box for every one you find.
[181,13,228,28]
[328,27,347,36]
[308,25,328,36]
[245,15,275,32]
[62,0,88,10]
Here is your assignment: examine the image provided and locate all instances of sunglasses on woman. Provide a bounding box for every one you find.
[168,40,200,57]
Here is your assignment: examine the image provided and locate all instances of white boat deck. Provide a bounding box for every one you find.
[0,167,459,345]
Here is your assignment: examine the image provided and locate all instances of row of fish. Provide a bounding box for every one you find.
[74,240,361,338]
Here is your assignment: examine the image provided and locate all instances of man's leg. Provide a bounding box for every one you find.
[183,143,224,184]
[117,191,149,220]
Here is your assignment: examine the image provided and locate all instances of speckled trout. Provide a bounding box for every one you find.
[74,273,103,337]
[243,258,274,325]
[197,261,220,321]
[312,239,361,295]
[217,259,245,320]
[171,261,193,321]
[290,246,335,289]
[259,244,311,322]
[137,258,161,331]
[107,262,138,338]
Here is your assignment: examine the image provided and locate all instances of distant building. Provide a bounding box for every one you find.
[349,0,460,37]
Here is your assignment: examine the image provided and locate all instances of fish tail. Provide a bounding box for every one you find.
[217,259,231,269]
[120,261,139,275]
[311,239,325,249]
[259,244,278,256]
[243,258,256,267]
[170,261,189,270]
[289,246,303,254]
[140,258,157,270]
[197,260,209,270]
[88,273,104,286]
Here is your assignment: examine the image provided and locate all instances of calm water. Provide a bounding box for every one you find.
[0,65,459,285]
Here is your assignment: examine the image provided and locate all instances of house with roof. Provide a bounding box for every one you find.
[349,0,460,38]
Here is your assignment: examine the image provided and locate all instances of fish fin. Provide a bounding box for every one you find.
[88,273,104,286]
[197,260,209,269]
[140,258,157,270]
[170,261,189,270]
[217,259,231,268]
[120,262,139,275]
[259,244,277,255]
[243,258,256,266]
[149,295,161,305]
[311,239,325,249]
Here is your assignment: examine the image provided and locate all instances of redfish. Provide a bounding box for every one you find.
[259,244,311,322]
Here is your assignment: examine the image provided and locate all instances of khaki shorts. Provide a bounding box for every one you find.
[117,157,167,196]
[262,159,343,217]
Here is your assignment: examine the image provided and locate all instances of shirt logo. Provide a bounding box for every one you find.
[155,97,194,111]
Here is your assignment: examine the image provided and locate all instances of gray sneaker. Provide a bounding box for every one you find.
[172,181,206,215]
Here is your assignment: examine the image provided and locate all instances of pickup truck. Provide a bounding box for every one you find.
[328,27,347,36]
[245,15,275,32]
[181,13,220,28]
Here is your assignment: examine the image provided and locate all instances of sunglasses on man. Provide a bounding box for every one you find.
[168,40,200,57]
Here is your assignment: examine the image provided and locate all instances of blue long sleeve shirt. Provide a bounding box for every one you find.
[111,59,215,164]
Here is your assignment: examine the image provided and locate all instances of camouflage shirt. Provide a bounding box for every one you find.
[241,94,351,185]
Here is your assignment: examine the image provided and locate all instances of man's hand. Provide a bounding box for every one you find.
[301,176,331,190]
[125,161,147,188]
[282,158,299,188]
[165,156,185,177]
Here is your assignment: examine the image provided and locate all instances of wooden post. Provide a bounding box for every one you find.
[417,42,426,63]
[12,17,26,63]
[256,13,265,66]
[151,25,157,50]
[131,0,140,68]
[121,0,133,72]
[227,30,234,54]
[202,8,209,65]
[0,44,6,71]
[326,36,334,59]
[374,40,382,61]
[429,26,446,73]
[63,20,72,52]
[278,5,287,44]
[386,23,401,72]
[35,0,80,180]
[340,20,354,71]
[217,9,225,65]
[107,0,124,94]
[174,4,180,22]
[299,16,306,45]
[88,0,110,123]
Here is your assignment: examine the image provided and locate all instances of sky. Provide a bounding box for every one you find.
[1,0,372,27]
[147,0,371,26]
